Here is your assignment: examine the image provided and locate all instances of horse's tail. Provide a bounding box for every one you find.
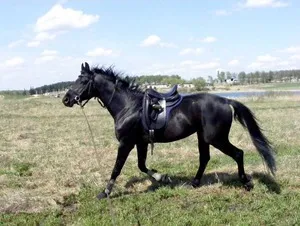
[228,99,276,175]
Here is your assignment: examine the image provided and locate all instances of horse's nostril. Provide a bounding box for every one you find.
[63,97,69,104]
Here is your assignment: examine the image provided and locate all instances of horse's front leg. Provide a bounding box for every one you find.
[97,141,134,199]
[137,142,171,183]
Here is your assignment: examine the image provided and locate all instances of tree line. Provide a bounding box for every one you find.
[28,81,74,95]
[217,69,300,84]
[1,69,299,96]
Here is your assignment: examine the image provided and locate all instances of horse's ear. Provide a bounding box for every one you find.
[81,63,84,72]
[85,62,90,72]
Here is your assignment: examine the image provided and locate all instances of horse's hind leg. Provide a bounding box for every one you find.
[212,139,254,191]
[192,133,210,187]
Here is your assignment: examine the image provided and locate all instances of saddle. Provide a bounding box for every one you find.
[142,85,183,147]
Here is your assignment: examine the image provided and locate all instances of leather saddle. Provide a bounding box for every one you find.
[142,85,183,134]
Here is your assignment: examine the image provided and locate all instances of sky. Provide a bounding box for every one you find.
[0,0,300,90]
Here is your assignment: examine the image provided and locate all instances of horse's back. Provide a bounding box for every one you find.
[159,93,232,142]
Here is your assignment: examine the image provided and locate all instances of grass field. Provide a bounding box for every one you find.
[0,93,300,225]
[212,82,300,92]
[256,82,300,91]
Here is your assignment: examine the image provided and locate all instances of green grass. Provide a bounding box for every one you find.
[248,82,300,91]
[0,94,300,225]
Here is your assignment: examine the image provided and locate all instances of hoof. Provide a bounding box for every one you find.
[243,181,254,191]
[151,169,158,173]
[97,192,108,200]
[191,179,201,188]
[161,174,172,184]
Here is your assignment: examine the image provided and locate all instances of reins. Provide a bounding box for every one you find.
[75,77,120,225]
[96,85,116,109]
[79,104,117,226]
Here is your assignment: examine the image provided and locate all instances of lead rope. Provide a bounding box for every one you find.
[80,105,117,226]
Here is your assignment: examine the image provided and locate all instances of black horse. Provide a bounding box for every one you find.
[62,62,276,199]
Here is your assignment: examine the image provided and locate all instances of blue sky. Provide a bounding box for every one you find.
[1,0,300,90]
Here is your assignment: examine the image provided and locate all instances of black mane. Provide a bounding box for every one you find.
[92,66,144,94]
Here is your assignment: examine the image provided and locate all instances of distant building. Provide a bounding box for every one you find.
[145,84,169,89]
[178,83,195,88]
[225,77,239,85]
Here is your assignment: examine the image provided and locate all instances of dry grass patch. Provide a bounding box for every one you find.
[0,94,299,225]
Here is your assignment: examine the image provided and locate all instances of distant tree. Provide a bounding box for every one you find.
[226,71,232,80]
[192,77,206,91]
[29,87,35,95]
[261,71,268,83]
[268,71,274,82]
[218,71,226,83]
[238,71,246,84]
[254,71,260,84]
[207,76,214,85]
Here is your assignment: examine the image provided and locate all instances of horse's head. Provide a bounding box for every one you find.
[62,62,95,107]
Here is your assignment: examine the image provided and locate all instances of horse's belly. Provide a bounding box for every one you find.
[154,117,197,143]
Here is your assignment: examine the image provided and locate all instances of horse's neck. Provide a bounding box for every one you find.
[98,88,135,119]
[94,78,142,119]
[107,92,125,116]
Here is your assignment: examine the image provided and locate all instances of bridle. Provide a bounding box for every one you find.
[74,73,118,109]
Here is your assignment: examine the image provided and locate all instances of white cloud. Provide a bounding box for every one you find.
[248,54,296,70]
[35,55,57,64]
[257,54,277,62]
[35,4,99,33]
[248,54,278,69]
[216,68,226,73]
[27,32,57,48]
[248,62,264,69]
[179,48,204,55]
[34,49,59,64]
[27,4,99,47]
[200,36,217,43]
[278,61,290,66]
[86,47,119,57]
[192,62,220,70]
[140,35,176,48]
[140,35,161,47]
[215,10,231,16]
[280,46,300,54]
[159,42,177,48]
[180,60,198,66]
[290,54,300,60]
[180,60,220,70]
[138,60,221,79]
[8,39,25,48]
[41,50,58,56]
[242,0,288,8]
[228,59,240,66]
[0,57,25,68]
[27,41,41,47]
[35,32,57,41]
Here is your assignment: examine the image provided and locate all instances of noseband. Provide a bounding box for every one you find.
[74,74,118,109]
[74,75,94,108]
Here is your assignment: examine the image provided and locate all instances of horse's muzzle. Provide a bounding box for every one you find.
[62,92,75,107]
